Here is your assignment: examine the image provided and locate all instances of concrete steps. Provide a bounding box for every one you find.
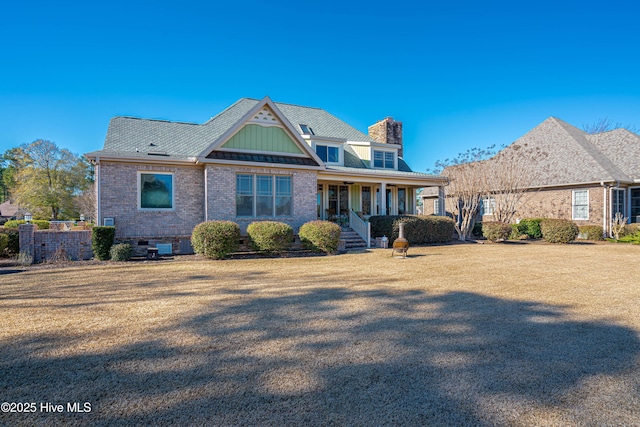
[340,227,368,249]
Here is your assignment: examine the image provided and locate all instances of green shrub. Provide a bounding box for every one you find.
[110,243,133,261]
[578,225,604,241]
[472,222,483,237]
[370,215,405,240]
[482,221,512,242]
[369,215,454,244]
[419,215,455,243]
[519,218,543,239]
[247,221,293,254]
[3,219,50,230]
[621,223,640,237]
[299,220,341,253]
[618,232,640,244]
[0,233,8,254]
[0,229,19,255]
[541,219,578,243]
[191,220,240,259]
[92,226,116,260]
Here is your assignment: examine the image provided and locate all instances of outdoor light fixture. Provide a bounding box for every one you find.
[24,212,32,223]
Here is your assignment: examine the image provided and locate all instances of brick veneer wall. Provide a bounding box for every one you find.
[99,162,205,240]
[99,162,318,251]
[423,185,606,226]
[19,224,92,263]
[514,186,604,225]
[205,164,317,234]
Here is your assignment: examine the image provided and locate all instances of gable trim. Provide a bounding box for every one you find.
[196,96,325,166]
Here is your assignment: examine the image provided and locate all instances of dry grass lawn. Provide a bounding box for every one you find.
[1,242,640,426]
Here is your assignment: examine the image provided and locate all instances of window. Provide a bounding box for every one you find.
[315,145,339,163]
[631,189,640,222]
[362,186,371,216]
[236,174,292,217]
[613,189,626,218]
[572,190,589,220]
[299,124,314,135]
[398,188,407,214]
[139,172,173,210]
[236,175,254,216]
[481,197,495,216]
[373,150,394,169]
[434,199,441,216]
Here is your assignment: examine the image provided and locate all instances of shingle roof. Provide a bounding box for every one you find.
[87,97,442,180]
[473,117,639,187]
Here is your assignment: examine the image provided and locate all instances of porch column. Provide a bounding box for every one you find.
[380,182,387,215]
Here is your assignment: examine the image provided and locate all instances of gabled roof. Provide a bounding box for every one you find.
[87,97,377,162]
[480,117,639,187]
[85,97,444,182]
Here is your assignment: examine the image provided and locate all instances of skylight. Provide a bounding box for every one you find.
[299,124,315,135]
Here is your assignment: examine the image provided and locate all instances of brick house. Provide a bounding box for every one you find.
[422,117,640,236]
[85,96,445,252]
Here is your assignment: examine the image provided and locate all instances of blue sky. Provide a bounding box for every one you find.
[1,0,639,172]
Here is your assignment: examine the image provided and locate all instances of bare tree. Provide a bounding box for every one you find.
[444,161,488,241]
[582,118,640,134]
[75,182,97,223]
[433,143,543,240]
[485,144,543,223]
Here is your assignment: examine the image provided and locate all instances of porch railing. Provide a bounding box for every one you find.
[349,209,371,248]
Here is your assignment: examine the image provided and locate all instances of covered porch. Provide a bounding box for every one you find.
[317,181,420,222]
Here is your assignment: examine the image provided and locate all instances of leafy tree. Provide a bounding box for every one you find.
[6,140,92,220]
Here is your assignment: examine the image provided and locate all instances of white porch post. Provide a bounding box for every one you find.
[380,182,387,215]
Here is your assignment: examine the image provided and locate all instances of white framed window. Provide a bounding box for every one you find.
[434,199,441,216]
[481,197,496,216]
[373,150,395,169]
[138,172,174,210]
[572,190,589,220]
[236,174,292,217]
[315,144,340,163]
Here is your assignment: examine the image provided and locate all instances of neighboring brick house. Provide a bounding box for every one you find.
[422,117,640,236]
[85,96,445,252]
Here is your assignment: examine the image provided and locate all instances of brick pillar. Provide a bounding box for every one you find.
[18,224,36,264]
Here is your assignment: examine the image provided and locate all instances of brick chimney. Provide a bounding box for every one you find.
[368,117,403,157]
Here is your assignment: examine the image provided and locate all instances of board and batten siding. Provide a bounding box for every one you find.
[352,145,370,161]
[221,124,304,154]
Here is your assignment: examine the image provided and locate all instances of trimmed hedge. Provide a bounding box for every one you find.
[622,223,640,237]
[0,233,8,255]
[578,225,604,241]
[299,220,341,254]
[191,220,240,259]
[482,221,512,242]
[92,226,116,260]
[510,218,543,239]
[4,219,50,230]
[247,221,293,254]
[110,243,133,261]
[370,215,454,244]
[541,219,578,243]
[0,228,19,255]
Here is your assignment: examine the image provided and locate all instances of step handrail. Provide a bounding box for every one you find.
[348,209,371,248]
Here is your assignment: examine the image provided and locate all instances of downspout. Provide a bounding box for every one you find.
[95,157,101,225]
[204,165,208,222]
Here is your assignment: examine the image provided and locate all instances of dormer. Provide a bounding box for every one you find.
[347,140,400,170]
[309,137,346,166]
